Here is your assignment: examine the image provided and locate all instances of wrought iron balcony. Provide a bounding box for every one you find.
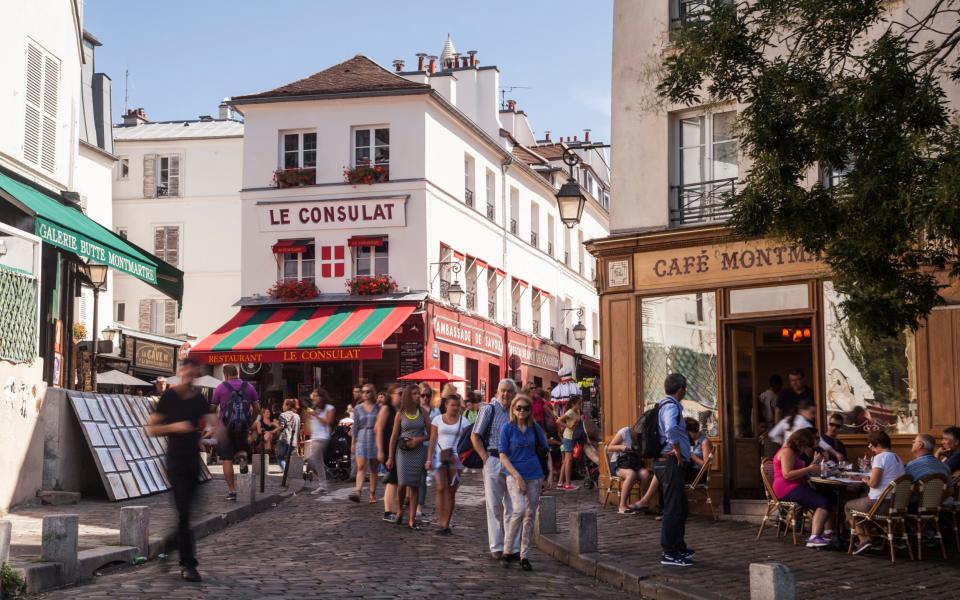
[670,0,729,39]
[466,290,476,311]
[465,188,474,207]
[510,218,518,234]
[439,279,451,300]
[532,319,540,336]
[547,241,554,255]
[512,310,520,328]
[530,231,538,247]
[550,326,556,340]
[670,177,736,227]
[488,303,497,320]
[486,203,496,220]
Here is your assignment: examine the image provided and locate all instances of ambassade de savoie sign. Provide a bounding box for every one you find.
[257,197,406,232]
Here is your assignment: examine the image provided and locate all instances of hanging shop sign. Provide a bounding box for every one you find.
[36,218,158,283]
[258,197,407,232]
[507,336,560,371]
[134,342,176,373]
[433,314,504,356]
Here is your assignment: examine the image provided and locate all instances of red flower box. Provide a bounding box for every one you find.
[266,279,320,301]
[344,161,389,185]
[273,168,316,188]
[345,275,397,295]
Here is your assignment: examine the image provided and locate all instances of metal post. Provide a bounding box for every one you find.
[259,439,266,493]
[281,442,292,488]
[91,287,99,391]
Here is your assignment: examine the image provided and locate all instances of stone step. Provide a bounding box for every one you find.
[36,491,80,506]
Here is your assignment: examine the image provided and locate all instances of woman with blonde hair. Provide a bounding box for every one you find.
[425,391,470,534]
[498,393,548,571]
[349,383,381,503]
[387,385,430,529]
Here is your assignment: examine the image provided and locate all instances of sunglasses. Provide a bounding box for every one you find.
[514,405,531,412]
[828,422,843,428]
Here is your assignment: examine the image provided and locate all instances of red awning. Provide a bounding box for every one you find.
[348,236,385,248]
[272,239,309,254]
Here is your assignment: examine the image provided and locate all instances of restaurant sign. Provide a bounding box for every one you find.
[36,218,158,284]
[507,339,560,371]
[634,239,825,289]
[258,197,406,232]
[190,347,382,365]
[433,315,503,357]
[134,341,176,373]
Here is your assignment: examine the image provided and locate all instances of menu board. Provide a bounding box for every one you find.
[398,342,424,377]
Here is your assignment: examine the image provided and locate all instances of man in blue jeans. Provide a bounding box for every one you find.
[654,373,694,567]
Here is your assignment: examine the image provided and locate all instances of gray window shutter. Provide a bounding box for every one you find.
[153,227,165,260]
[138,299,151,332]
[165,226,180,267]
[164,300,177,335]
[143,154,157,198]
[168,155,181,197]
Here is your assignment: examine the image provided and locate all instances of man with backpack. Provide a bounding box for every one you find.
[212,364,259,501]
[651,373,694,567]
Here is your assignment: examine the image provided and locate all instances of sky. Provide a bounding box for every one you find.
[85,0,613,143]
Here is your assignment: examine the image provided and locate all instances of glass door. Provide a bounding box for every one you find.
[726,325,762,498]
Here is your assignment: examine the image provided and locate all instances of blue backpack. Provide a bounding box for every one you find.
[221,381,251,432]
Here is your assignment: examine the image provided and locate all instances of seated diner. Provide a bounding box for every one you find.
[686,417,713,482]
[773,428,834,548]
[820,412,848,461]
[608,425,653,514]
[935,426,960,476]
[846,431,905,555]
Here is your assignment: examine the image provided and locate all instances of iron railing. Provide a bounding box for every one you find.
[547,241,554,256]
[488,303,497,320]
[669,0,730,39]
[532,320,540,336]
[465,188,474,207]
[530,231,538,247]
[510,218,518,234]
[512,310,520,328]
[670,177,736,227]
[486,203,496,220]
[466,290,476,311]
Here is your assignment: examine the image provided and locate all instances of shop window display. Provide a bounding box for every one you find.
[641,292,719,436]
[823,281,917,434]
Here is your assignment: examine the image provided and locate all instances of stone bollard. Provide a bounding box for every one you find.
[119,506,150,557]
[569,511,597,554]
[750,562,795,600]
[536,496,557,534]
[41,514,79,583]
[251,453,265,475]
[287,455,305,481]
[236,472,257,504]
[0,519,11,564]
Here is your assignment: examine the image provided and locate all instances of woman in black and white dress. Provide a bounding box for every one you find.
[425,392,470,535]
[387,385,429,530]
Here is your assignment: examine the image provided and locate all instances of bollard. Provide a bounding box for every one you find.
[750,562,795,600]
[251,453,264,475]
[236,472,257,504]
[0,519,11,564]
[287,455,305,481]
[536,496,557,534]
[569,511,597,554]
[41,514,79,583]
[119,506,150,557]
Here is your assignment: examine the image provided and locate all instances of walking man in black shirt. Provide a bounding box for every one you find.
[147,358,208,582]
[774,368,813,422]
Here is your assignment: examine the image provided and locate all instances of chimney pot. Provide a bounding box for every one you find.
[122,107,149,127]
[393,59,405,72]
[574,135,578,141]
[544,131,552,142]
[584,129,591,142]
[428,55,437,74]
[219,100,233,120]
[506,99,516,111]
[416,53,427,71]
[467,50,478,66]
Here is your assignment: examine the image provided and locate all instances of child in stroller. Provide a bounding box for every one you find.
[325,423,353,481]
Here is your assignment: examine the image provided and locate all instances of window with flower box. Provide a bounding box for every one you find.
[281,131,317,169]
[278,241,315,284]
[352,237,388,276]
[353,126,389,167]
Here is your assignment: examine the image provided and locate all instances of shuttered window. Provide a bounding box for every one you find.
[153,226,180,268]
[143,154,181,198]
[139,299,177,335]
[23,42,60,173]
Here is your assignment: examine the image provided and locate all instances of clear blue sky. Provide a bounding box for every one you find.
[86,0,613,143]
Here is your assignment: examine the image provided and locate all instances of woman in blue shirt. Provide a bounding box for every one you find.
[498,393,548,572]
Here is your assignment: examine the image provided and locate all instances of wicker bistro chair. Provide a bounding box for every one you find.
[598,443,623,508]
[906,474,949,560]
[685,451,718,521]
[847,475,915,562]
[944,473,960,549]
[757,459,810,545]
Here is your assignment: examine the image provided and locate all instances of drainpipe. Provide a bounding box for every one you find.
[500,155,513,378]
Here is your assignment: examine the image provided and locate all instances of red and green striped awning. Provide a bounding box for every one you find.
[189,304,416,364]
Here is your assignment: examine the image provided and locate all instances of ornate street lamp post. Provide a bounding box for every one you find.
[85,262,109,391]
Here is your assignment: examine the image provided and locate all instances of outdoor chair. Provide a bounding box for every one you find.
[598,443,623,508]
[906,474,948,560]
[847,475,914,562]
[757,458,810,544]
[685,451,717,521]
[943,473,960,550]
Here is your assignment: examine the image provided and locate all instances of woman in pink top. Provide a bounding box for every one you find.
[773,428,834,548]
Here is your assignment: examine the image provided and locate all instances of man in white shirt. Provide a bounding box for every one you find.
[307,389,336,494]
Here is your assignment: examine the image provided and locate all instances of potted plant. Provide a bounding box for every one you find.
[345,274,398,295]
[72,322,87,341]
[273,167,316,188]
[343,161,389,185]
[266,279,320,301]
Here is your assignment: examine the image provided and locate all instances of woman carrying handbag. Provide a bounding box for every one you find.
[425,392,471,535]
[387,385,429,530]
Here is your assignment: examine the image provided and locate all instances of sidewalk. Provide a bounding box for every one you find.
[538,488,959,599]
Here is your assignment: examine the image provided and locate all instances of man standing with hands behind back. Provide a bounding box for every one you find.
[147,358,208,582]
[655,373,694,567]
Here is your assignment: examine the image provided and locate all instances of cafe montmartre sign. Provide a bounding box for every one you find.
[257,197,406,232]
[633,239,826,290]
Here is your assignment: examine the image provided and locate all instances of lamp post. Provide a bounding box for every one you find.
[555,145,609,229]
[561,307,587,347]
[429,261,464,305]
[85,262,109,391]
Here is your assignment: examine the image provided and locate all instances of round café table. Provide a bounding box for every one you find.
[810,474,868,549]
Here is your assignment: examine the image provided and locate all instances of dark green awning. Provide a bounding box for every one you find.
[0,170,183,304]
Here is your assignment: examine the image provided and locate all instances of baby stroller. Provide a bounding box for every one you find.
[325,423,353,482]
[573,400,602,489]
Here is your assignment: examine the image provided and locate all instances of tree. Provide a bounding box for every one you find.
[658,0,960,337]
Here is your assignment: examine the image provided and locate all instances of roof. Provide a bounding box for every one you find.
[440,34,457,66]
[512,145,548,166]
[530,143,567,161]
[114,119,243,141]
[231,55,430,102]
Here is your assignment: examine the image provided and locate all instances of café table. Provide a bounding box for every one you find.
[810,472,869,549]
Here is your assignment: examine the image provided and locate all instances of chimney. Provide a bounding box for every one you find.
[467,50,477,66]
[544,131,552,142]
[198,115,213,122]
[583,129,591,142]
[416,53,427,71]
[573,135,578,141]
[219,98,233,120]
[506,99,516,112]
[452,53,461,69]
[428,55,437,74]
[392,59,405,72]
[122,107,148,127]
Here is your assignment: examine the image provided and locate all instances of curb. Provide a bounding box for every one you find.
[14,480,303,594]
[534,531,722,600]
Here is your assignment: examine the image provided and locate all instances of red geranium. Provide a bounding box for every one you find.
[267,279,320,301]
[345,275,398,295]
[344,160,389,185]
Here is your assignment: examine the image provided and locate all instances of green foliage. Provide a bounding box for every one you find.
[1,562,27,600]
[659,0,960,337]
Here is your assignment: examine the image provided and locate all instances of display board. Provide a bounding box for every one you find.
[67,391,212,501]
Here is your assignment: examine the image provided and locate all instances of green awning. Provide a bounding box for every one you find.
[0,170,184,304]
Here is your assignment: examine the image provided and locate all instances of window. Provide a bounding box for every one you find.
[114,302,126,323]
[116,158,129,181]
[511,282,522,329]
[354,127,389,166]
[439,246,454,300]
[465,260,478,311]
[672,110,738,225]
[531,290,542,336]
[530,203,540,248]
[822,162,850,189]
[115,227,128,240]
[509,187,519,234]
[139,299,177,335]
[487,269,499,320]
[485,169,496,221]
[23,42,60,173]
[464,154,475,207]
[353,239,389,276]
[547,214,555,256]
[280,242,315,284]
[143,154,181,198]
[153,226,180,268]
[602,190,610,210]
[282,131,317,169]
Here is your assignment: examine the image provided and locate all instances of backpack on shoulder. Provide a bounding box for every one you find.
[458,403,496,469]
[635,398,677,459]
[221,381,251,433]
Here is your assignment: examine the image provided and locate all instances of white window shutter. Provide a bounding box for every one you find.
[143,154,157,198]
[165,226,180,267]
[164,300,177,335]
[39,55,58,173]
[23,44,43,165]
[138,299,151,332]
[167,155,181,197]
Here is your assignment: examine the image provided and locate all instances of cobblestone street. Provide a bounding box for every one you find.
[37,475,621,599]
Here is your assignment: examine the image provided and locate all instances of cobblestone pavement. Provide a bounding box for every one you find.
[549,489,960,599]
[38,474,623,599]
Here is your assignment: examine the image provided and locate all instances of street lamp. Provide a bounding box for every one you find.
[555,145,609,229]
[561,307,588,346]
[85,262,109,391]
[429,261,464,305]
